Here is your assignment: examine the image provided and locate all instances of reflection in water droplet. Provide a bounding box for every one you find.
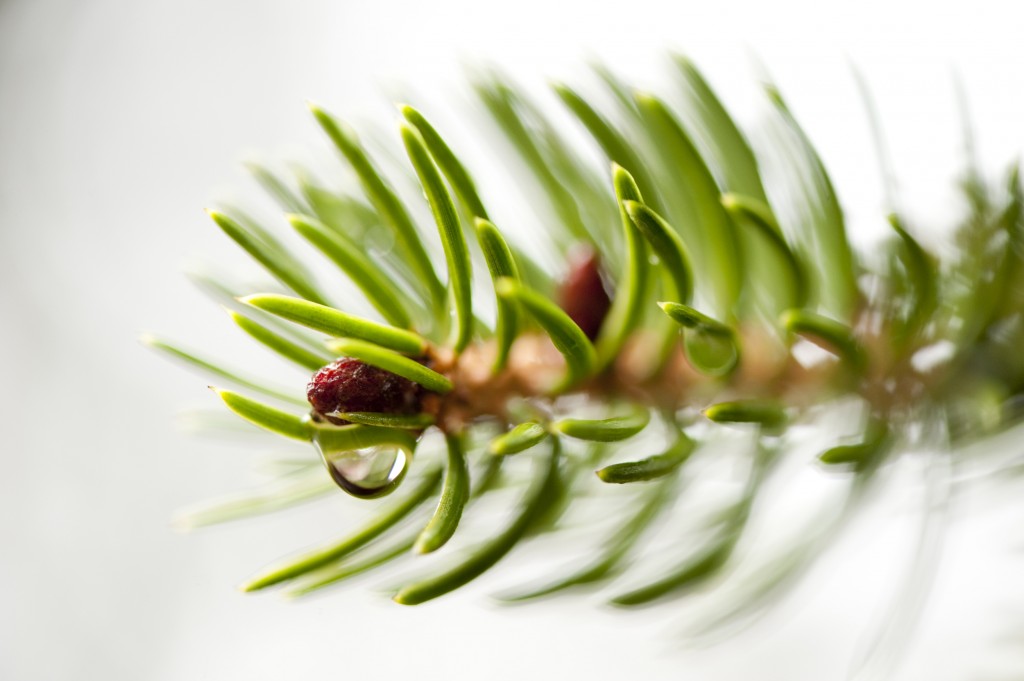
[684,327,739,377]
[312,435,409,499]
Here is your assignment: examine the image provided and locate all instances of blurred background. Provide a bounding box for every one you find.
[2,0,1024,679]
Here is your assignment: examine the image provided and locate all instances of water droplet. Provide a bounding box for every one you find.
[313,435,409,499]
[684,327,739,377]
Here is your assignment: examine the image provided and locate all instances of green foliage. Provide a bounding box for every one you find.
[331,412,436,429]
[242,294,427,355]
[596,430,695,483]
[401,123,475,352]
[474,218,521,372]
[327,338,453,393]
[240,466,443,592]
[594,166,650,370]
[309,104,445,310]
[149,55,1024,633]
[624,201,694,304]
[414,433,470,554]
[213,389,313,440]
[393,438,561,605]
[489,422,548,456]
[495,277,597,391]
[288,213,414,328]
[552,405,651,442]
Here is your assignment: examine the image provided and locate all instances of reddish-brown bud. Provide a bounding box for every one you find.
[307,358,422,425]
[557,245,611,341]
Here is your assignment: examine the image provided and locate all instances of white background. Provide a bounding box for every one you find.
[2,1,1024,679]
